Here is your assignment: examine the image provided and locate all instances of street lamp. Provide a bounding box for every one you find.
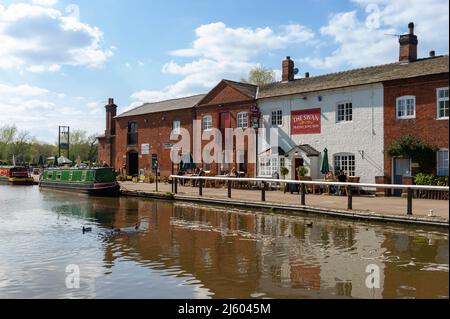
[250,104,261,177]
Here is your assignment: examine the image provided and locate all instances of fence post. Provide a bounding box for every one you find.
[407,188,413,215]
[199,178,203,197]
[347,185,353,210]
[174,177,178,194]
[261,181,266,202]
[300,183,306,206]
[227,180,232,199]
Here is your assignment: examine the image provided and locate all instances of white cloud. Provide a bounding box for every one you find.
[31,0,59,6]
[130,22,315,104]
[0,2,113,73]
[0,82,104,142]
[301,0,449,70]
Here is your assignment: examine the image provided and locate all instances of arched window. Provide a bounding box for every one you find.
[127,121,138,145]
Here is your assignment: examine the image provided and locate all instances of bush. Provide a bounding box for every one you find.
[414,173,449,186]
[280,167,289,178]
[296,166,309,177]
[387,136,438,168]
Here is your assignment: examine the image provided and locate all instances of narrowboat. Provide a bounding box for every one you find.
[0,166,34,185]
[39,167,120,197]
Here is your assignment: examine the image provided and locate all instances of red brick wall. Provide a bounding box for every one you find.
[383,73,449,180]
[196,102,256,177]
[114,108,195,178]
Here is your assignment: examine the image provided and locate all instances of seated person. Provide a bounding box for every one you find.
[337,170,348,195]
[325,171,336,194]
[177,168,186,185]
[229,167,238,178]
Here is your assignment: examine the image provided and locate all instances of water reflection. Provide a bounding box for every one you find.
[0,186,448,299]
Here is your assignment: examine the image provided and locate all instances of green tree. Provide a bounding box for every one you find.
[241,66,276,86]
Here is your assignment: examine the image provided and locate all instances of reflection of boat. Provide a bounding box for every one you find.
[39,167,120,197]
[31,168,42,185]
[0,166,34,185]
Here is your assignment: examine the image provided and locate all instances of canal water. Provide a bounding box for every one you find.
[0,185,448,299]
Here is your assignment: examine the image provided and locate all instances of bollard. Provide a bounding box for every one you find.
[347,185,353,210]
[199,179,203,197]
[300,183,306,206]
[174,177,178,194]
[261,182,266,202]
[227,180,232,199]
[407,188,413,215]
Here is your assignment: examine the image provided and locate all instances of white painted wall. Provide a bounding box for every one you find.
[258,84,384,184]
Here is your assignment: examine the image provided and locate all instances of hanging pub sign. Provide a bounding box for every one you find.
[291,108,321,135]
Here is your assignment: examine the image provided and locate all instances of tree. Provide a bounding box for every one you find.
[241,66,276,86]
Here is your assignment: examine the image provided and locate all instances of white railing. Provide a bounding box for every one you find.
[170,175,449,216]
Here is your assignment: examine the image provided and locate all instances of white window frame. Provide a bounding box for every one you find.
[237,112,249,129]
[336,101,353,123]
[259,155,281,177]
[173,120,181,135]
[202,115,213,131]
[333,153,356,177]
[437,149,449,177]
[437,87,449,120]
[271,109,283,127]
[396,96,416,119]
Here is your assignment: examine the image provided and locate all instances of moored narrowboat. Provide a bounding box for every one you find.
[0,166,34,185]
[39,167,120,197]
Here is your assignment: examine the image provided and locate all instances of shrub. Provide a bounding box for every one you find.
[387,136,438,168]
[414,173,449,186]
[296,166,309,177]
[280,167,289,178]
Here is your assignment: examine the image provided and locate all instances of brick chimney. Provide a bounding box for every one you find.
[282,56,295,82]
[399,22,418,62]
[105,98,117,136]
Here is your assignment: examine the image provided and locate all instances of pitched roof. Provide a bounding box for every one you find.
[115,94,206,118]
[222,80,258,99]
[286,144,320,157]
[258,55,449,99]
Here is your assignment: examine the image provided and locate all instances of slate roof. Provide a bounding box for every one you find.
[258,55,449,99]
[286,144,321,157]
[115,94,206,118]
[222,80,258,99]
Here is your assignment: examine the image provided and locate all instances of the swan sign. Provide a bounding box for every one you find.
[291,108,321,135]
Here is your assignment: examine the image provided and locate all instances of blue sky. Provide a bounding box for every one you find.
[0,0,448,142]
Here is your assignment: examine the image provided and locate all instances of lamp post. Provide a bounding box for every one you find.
[250,104,261,178]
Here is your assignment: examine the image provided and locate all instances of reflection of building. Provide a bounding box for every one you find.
[64,195,448,299]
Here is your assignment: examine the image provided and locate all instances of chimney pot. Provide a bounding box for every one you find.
[408,22,415,34]
[429,50,436,57]
[108,98,114,105]
[305,72,310,78]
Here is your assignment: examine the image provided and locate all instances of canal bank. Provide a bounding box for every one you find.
[119,182,449,228]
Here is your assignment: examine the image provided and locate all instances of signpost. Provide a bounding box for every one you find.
[58,126,70,159]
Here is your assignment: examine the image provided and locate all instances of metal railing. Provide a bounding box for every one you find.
[170,175,449,216]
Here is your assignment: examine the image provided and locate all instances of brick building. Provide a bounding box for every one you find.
[195,80,259,177]
[383,23,449,190]
[98,94,205,178]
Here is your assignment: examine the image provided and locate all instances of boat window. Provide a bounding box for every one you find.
[56,171,62,181]
[81,171,87,181]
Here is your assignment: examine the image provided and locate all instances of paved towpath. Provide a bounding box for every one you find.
[119,182,449,225]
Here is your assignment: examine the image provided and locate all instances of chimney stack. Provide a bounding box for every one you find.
[282,56,295,82]
[399,22,418,62]
[305,72,310,78]
[429,50,436,58]
[105,98,117,136]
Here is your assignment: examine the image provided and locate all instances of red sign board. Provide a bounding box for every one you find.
[291,108,321,135]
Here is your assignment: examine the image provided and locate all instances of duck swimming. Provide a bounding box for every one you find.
[82,226,93,233]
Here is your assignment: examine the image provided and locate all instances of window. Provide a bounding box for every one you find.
[334,154,356,176]
[259,156,280,177]
[127,121,138,145]
[437,149,449,176]
[202,115,212,131]
[237,112,248,128]
[337,102,353,123]
[396,96,416,119]
[271,110,283,126]
[173,120,181,134]
[437,87,449,119]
